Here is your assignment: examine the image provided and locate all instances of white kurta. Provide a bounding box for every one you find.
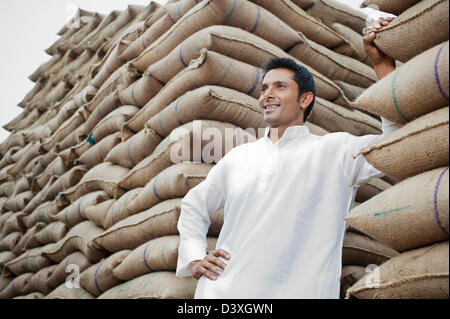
[176,119,398,299]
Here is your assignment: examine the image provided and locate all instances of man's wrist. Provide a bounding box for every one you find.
[373,61,396,80]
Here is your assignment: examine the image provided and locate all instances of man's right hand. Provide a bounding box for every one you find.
[189,249,231,281]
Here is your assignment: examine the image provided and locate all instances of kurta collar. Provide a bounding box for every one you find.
[264,125,310,144]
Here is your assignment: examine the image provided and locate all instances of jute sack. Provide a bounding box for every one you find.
[2,107,35,133]
[12,223,46,255]
[120,120,256,190]
[0,146,21,170]
[35,156,68,190]
[47,251,93,290]
[308,97,381,136]
[288,33,377,88]
[131,0,303,72]
[43,220,107,263]
[5,244,54,276]
[59,162,130,203]
[33,222,68,246]
[44,165,88,203]
[365,0,449,63]
[3,191,33,212]
[342,231,399,266]
[113,236,217,281]
[28,53,63,83]
[98,271,197,299]
[0,164,13,182]
[127,162,212,216]
[248,0,357,55]
[0,232,22,252]
[13,292,46,299]
[77,132,122,169]
[80,250,131,297]
[0,132,26,156]
[92,198,183,253]
[355,177,391,203]
[305,0,368,33]
[0,270,12,290]
[82,91,122,137]
[290,0,314,9]
[121,14,174,61]
[346,241,449,299]
[331,23,371,66]
[148,85,265,138]
[85,199,115,229]
[0,273,34,299]
[7,142,44,178]
[71,84,98,109]
[119,73,163,108]
[353,42,449,125]
[22,201,60,229]
[54,191,110,227]
[0,212,13,230]
[2,212,26,236]
[103,188,142,229]
[90,42,128,89]
[340,265,367,299]
[12,177,31,197]
[45,100,79,134]
[0,182,16,197]
[334,81,365,102]
[19,79,46,107]
[25,264,58,295]
[161,0,202,22]
[105,126,162,169]
[56,122,89,153]
[42,50,75,79]
[57,14,104,52]
[54,51,95,84]
[346,167,449,252]
[361,0,422,15]
[358,107,449,181]
[45,284,95,299]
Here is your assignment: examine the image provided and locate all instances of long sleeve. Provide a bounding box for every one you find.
[341,116,402,186]
[176,156,229,277]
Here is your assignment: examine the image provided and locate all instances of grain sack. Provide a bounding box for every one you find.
[72,84,98,108]
[47,251,93,290]
[92,199,183,253]
[365,0,449,63]
[59,162,130,203]
[1,212,26,236]
[113,236,217,281]
[346,241,449,299]
[334,81,365,102]
[3,191,33,212]
[0,133,26,156]
[26,264,58,295]
[33,222,68,246]
[0,273,34,299]
[340,265,367,299]
[331,23,371,66]
[85,199,115,229]
[80,250,131,297]
[98,271,197,299]
[91,42,128,89]
[12,177,31,197]
[45,100,79,134]
[7,142,44,178]
[39,81,72,110]
[342,231,399,266]
[22,201,60,229]
[148,86,265,138]
[361,0,422,15]
[35,156,68,190]
[103,188,142,229]
[131,0,302,72]
[120,120,255,190]
[104,125,162,169]
[77,132,122,169]
[355,177,391,203]
[353,42,449,125]
[43,220,107,263]
[0,146,21,170]
[44,165,88,202]
[162,0,201,22]
[288,33,377,88]
[119,73,163,108]
[0,164,14,182]
[28,53,63,83]
[54,191,110,227]
[359,107,449,181]
[0,232,22,252]
[12,223,46,255]
[13,292,45,299]
[56,123,89,153]
[42,50,75,78]
[290,0,314,9]
[5,244,54,276]
[346,167,449,251]
[0,275,12,293]
[0,182,16,197]
[127,162,213,216]
[45,284,95,299]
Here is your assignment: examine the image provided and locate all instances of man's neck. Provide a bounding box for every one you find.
[268,122,303,144]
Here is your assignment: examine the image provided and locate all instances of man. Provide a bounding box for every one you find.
[176,18,398,298]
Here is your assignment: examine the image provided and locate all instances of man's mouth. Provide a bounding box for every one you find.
[263,103,281,111]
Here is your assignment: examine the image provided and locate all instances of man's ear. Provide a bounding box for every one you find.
[299,92,314,111]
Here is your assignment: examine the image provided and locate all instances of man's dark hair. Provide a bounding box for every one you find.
[261,57,316,123]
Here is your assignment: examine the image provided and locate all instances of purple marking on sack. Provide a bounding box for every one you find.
[127,141,137,166]
[179,43,188,67]
[111,205,116,225]
[94,260,105,294]
[434,167,449,235]
[233,124,242,145]
[131,83,142,107]
[250,6,261,34]
[248,67,260,95]
[174,99,184,126]
[97,104,105,119]
[143,242,153,271]
[77,197,84,220]
[152,177,164,201]
[105,63,113,76]
[434,42,449,101]
[141,35,147,50]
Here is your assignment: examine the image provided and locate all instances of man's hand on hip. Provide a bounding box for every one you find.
[189,249,231,281]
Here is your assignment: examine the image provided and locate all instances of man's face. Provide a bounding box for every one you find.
[258,68,304,129]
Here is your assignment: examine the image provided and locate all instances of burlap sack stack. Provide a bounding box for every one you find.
[0,0,439,299]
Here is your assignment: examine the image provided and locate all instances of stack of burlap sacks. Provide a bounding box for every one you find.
[0,0,447,299]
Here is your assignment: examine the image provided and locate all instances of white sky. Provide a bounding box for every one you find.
[0,0,387,143]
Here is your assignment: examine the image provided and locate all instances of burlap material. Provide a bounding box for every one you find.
[103,188,142,230]
[0,146,21,171]
[290,0,314,9]
[43,220,107,263]
[85,199,115,229]
[77,132,122,169]
[353,42,449,125]
[47,251,92,290]
[0,273,34,299]
[131,0,302,72]
[28,54,63,83]
[12,177,31,197]
[355,177,391,203]
[147,85,265,138]
[60,162,129,203]
[98,271,197,299]
[120,120,256,190]
[45,284,95,299]
[42,50,75,78]
[162,0,201,22]
[0,272,12,291]
[365,0,449,63]
[25,264,57,295]
[83,90,122,136]
[92,199,183,253]
[288,33,377,88]
[346,241,449,299]
[359,107,449,181]
[0,133,26,156]
[334,81,365,102]
[113,236,217,281]
[127,162,213,216]
[4,191,33,212]
[0,232,22,252]
[71,84,98,109]
[44,165,88,203]
[46,100,79,134]
[79,250,131,297]
[340,265,367,299]
[35,156,68,190]
[119,73,164,108]
[55,123,88,153]
[2,212,26,236]
[54,191,110,227]
[55,51,95,85]
[12,223,46,255]
[105,125,162,169]
[342,231,399,266]
[91,42,128,89]
[22,201,60,229]
[346,167,449,251]
[361,0,422,15]
[13,292,45,299]
[7,142,44,178]
[5,244,54,276]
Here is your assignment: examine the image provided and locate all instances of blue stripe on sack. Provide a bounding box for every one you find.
[152,177,164,201]
[249,6,261,34]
